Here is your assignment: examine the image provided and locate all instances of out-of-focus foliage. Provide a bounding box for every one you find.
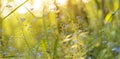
[0,0,120,59]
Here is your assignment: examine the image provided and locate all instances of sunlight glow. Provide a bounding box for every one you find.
[1,1,14,16]
[1,0,7,13]
[2,10,9,16]
[2,0,68,15]
[14,0,30,14]
[82,0,89,3]
[14,0,26,5]
[2,0,7,7]
[14,0,43,14]
[33,0,43,10]
[17,2,31,14]
[32,0,43,16]
[56,0,67,5]
[48,0,56,11]
[17,7,27,14]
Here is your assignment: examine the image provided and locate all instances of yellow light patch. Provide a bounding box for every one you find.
[104,13,112,24]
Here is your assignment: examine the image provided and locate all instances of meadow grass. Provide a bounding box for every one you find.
[0,0,120,59]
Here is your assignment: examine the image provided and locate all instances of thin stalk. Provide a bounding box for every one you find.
[24,6,35,17]
[0,16,3,57]
[102,0,105,18]
[2,0,28,20]
[101,0,105,26]
[14,13,31,53]
[119,0,120,9]
[118,0,120,19]
[21,29,31,50]
[16,17,31,59]
[42,6,48,42]
[0,0,4,54]
[42,5,47,51]
[41,3,50,59]
[53,35,59,59]
[53,0,60,59]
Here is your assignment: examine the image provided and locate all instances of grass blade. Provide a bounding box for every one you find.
[2,0,28,20]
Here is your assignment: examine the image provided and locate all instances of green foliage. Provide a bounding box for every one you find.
[0,0,120,59]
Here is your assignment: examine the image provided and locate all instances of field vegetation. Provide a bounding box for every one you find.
[0,0,120,59]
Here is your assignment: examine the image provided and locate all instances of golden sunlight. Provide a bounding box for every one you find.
[82,0,90,3]
[56,0,67,5]
[14,0,44,14]
[14,0,26,5]
[14,0,32,14]
[1,0,68,15]
[32,0,43,10]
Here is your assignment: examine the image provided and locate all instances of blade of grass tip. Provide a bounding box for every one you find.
[2,0,28,20]
[53,34,59,59]
[105,8,120,24]
[24,6,36,17]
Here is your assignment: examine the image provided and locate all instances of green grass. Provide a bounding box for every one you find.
[1,0,120,59]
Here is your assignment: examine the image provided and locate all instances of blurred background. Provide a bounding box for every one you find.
[0,0,120,59]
